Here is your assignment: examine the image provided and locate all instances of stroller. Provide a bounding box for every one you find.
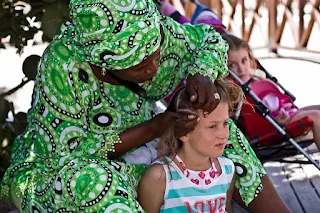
[162,0,320,170]
[229,67,318,168]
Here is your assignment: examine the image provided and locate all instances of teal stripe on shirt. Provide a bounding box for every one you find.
[224,165,233,175]
[168,171,182,181]
[167,184,229,199]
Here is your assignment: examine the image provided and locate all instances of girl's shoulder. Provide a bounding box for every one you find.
[217,157,235,184]
[218,156,234,165]
[140,163,167,187]
[250,68,266,80]
[217,156,235,172]
[152,156,173,165]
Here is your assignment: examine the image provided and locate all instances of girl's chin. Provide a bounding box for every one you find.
[240,75,251,82]
[208,150,224,159]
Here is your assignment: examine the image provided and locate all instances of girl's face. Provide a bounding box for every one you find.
[228,48,252,83]
[181,102,230,159]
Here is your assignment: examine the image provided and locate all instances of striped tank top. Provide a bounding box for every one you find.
[154,156,235,213]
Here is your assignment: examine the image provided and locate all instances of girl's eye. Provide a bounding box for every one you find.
[242,58,248,63]
[223,121,229,127]
[228,63,235,69]
[210,125,216,129]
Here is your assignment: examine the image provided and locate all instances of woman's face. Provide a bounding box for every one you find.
[183,102,230,159]
[228,48,252,83]
[111,47,161,83]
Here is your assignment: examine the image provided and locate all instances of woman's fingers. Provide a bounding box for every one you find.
[174,118,198,138]
[186,73,220,113]
[201,83,220,113]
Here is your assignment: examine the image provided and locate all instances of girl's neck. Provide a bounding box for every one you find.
[241,75,252,83]
[177,148,213,171]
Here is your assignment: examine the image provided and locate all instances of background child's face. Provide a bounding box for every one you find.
[185,102,230,158]
[228,48,252,83]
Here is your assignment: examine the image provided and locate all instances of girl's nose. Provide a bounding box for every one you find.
[217,128,229,140]
[238,65,245,74]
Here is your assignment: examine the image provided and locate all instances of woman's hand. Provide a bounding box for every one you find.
[172,112,199,138]
[150,111,198,138]
[110,111,198,159]
[186,73,220,113]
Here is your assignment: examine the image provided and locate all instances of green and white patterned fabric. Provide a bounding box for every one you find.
[68,0,161,70]
[0,0,266,212]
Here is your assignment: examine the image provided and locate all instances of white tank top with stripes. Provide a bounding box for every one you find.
[153,156,235,213]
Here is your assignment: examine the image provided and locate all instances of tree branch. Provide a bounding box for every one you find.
[0,78,31,99]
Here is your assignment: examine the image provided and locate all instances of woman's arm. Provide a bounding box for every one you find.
[138,164,166,213]
[109,111,198,159]
[226,173,236,213]
[109,112,176,159]
[36,40,197,160]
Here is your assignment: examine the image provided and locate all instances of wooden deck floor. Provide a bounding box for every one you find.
[233,144,320,213]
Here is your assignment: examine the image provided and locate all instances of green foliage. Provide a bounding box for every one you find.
[0,0,70,179]
[0,55,40,179]
[0,0,70,54]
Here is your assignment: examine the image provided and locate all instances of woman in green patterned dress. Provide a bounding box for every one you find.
[0,0,290,212]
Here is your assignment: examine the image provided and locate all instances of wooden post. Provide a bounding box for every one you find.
[246,0,263,41]
[185,0,196,19]
[209,0,222,19]
[298,0,305,48]
[267,0,278,52]
[198,0,211,7]
[240,0,245,40]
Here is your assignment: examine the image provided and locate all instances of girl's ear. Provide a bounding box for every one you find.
[179,135,189,143]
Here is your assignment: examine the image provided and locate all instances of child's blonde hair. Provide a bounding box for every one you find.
[158,77,243,158]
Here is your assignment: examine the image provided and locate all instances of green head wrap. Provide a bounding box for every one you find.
[68,0,161,70]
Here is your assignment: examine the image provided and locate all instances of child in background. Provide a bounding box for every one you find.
[138,78,243,213]
[221,33,320,151]
[160,1,265,104]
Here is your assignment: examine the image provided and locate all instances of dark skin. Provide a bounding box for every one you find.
[90,47,220,159]
[233,175,291,213]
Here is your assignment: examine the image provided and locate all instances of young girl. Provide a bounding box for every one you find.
[221,33,320,151]
[138,78,243,213]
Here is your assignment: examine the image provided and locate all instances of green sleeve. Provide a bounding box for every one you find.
[30,40,122,160]
[224,119,267,205]
[162,16,229,82]
[184,23,229,81]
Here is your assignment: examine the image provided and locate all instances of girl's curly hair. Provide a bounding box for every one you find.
[157,77,243,159]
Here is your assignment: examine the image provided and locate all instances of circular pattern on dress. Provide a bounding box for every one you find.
[93,113,113,127]
[103,197,134,213]
[66,163,115,207]
[234,162,247,178]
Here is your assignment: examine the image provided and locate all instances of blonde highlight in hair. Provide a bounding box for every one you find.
[157,78,243,159]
